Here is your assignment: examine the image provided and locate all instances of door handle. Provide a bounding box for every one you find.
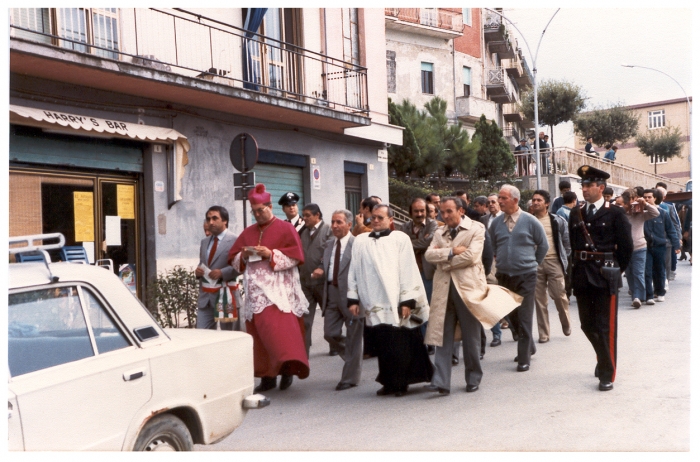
[123,369,147,382]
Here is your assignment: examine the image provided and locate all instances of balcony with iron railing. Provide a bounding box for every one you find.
[485,67,515,104]
[483,9,506,43]
[384,8,463,38]
[516,57,534,89]
[9,8,370,132]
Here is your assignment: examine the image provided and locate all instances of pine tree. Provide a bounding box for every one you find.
[471,115,515,188]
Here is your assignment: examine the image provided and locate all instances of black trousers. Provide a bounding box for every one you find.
[575,283,618,383]
[496,271,537,365]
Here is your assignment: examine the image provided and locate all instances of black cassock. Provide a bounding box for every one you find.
[366,323,433,392]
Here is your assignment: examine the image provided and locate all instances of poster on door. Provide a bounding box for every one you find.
[73,191,95,242]
[117,184,135,219]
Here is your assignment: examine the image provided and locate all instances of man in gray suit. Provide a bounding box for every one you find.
[320,209,362,390]
[300,203,333,356]
[194,206,240,330]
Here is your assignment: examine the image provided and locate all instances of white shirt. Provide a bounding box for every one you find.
[288,215,304,232]
[327,233,351,282]
[307,220,322,236]
[586,197,606,217]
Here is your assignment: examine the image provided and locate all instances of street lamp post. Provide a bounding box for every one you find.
[621,64,692,183]
[486,8,560,190]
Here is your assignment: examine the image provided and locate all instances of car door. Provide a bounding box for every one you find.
[8,390,23,450]
[8,284,152,450]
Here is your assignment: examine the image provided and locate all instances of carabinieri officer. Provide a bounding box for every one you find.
[569,166,632,391]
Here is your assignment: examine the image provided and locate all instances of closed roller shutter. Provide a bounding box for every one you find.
[10,125,144,172]
[253,163,304,219]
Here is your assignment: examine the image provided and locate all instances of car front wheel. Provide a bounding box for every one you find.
[133,414,193,451]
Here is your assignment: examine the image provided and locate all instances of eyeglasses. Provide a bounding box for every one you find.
[250,206,269,216]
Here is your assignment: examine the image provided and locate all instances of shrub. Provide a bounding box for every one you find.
[151,266,198,328]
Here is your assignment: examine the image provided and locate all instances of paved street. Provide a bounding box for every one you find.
[199,260,693,452]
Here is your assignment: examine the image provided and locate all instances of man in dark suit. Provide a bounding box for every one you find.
[194,206,240,330]
[320,209,361,390]
[300,203,333,356]
[279,191,304,233]
[569,166,633,391]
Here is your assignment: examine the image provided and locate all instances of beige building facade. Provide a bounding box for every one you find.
[575,97,692,187]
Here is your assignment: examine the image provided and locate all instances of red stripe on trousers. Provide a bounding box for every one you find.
[609,293,617,382]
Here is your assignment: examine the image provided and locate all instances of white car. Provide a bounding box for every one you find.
[8,234,268,451]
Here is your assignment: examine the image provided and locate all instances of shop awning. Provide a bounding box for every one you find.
[10,105,190,204]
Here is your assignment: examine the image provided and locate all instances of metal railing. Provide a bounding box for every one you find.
[512,147,685,189]
[483,10,502,30]
[485,67,515,96]
[384,8,463,32]
[10,8,369,114]
[389,203,411,226]
[502,127,522,140]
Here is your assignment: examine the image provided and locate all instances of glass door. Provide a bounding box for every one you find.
[99,179,139,295]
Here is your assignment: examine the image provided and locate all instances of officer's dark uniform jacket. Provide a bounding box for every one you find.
[569,201,633,291]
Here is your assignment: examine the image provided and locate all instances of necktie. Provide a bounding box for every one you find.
[450,228,458,240]
[587,204,595,220]
[207,236,218,266]
[332,240,341,286]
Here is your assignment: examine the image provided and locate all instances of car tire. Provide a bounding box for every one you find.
[133,414,193,451]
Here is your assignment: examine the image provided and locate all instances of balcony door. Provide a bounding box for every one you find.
[245,8,303,97]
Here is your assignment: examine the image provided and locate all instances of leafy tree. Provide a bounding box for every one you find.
[635,126,683,174]
[471,115,515,188]
[573,103,639,149]
[520,79,586,145]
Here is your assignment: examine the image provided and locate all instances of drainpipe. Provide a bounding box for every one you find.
[452,36,457,124]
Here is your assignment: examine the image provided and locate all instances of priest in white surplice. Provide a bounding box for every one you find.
[347,204,433,397]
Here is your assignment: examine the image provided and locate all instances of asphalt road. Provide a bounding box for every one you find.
[198,259,693,453]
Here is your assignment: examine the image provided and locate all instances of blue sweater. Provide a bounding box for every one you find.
[489,210,549,276]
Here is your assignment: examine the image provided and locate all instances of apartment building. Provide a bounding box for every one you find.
[384,7,533,144]
[9,7,402,297]
[574,97,692,185]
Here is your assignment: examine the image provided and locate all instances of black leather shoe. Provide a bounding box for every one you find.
[452,356,459,365]
[512,332,520,341]
[335,382,356,391]
[254,377,277,393]
[279,375,293,390]
[599,381,613,391]
[376,387,390,396]
[394,387,408,397]
[329,350,339,356]
[466,384,479,393]
[427,345,436,355]
[514,349,536,362]
[517,364,530,372]
[490,338,501,347]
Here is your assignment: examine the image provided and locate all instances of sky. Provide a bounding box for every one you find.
[502,6,694,147]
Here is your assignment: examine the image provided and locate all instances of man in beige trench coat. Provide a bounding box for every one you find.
[424,197,522,395]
